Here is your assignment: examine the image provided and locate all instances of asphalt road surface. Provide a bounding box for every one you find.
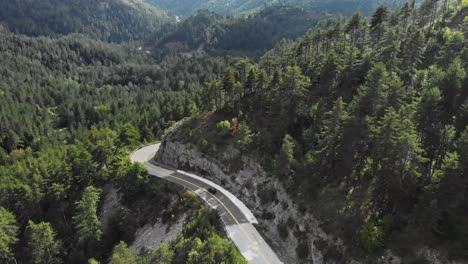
[131,143,283,264]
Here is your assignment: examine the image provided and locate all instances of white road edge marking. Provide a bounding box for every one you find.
[177,170,259,224]
[130,143,283,264]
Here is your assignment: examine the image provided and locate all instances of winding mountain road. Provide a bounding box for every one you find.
[131,143,282,264]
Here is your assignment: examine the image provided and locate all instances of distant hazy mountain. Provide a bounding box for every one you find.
[146,0,413,17]
[154,6,324,56]
[0,0,176,42]
[145,0,269,17]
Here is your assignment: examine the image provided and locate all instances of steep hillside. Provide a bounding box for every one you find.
[154,7,324,56]
[145,0,208,17]
[146,0,268,16]
[158,1,468,262]
[147,0,416,16]
[0,29,234,151]
[0,24,238,263]
[0,0,176,42]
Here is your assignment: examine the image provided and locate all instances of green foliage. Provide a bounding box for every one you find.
[88,259,100,264]
[26,221,62,264]
[73,186,103,243]
[0,30,231,151]
[0,207,18,261]
[192,2,468,259]
[85,127,118,171]
[118,124,141,147]
[350,63,389,118]
[237,122,253,149]
[357,222,385,253]
[150,244,174,264]
[116,161,153,199]
[111,241,136,264]
[1,0,468,262]
[275,134,295,179]
[173,206,245,264]
[315,97,351,181]
[155,7,324,55]
[0,0,175,42]
[438,29,465,66]
[186,232,247,264]
[0,25,230,259]
[148,0,410,16]
[109,206,246,264]
[184,207,224,239]
[0,149,8,165]
[431,151,463,239]
[216,120,232,137]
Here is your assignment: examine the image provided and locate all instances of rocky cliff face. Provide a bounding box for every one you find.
[99,184,185,254]
[153,122,462,264]
[155,135,346,264]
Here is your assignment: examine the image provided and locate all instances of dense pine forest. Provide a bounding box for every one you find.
[147,0,414,16]
[0,0,175,42]
[154,7,325,57]
[178,0,467,261]
[0,0,467,263]
[0,1,242,261]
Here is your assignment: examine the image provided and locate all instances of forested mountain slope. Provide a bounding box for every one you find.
[154,7,325,56]
[1,0,466,262]
[172,0,468,261]
[0,29,232,152]
[0,26,245,262]
[0,0,175,42]
[147,0,415,16]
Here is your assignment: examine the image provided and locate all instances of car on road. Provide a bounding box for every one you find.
[207,187,217,195]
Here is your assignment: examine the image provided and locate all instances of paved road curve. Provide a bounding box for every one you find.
[131,143,283,264]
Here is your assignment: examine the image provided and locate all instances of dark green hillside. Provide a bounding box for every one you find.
[0,30,234,151]
[147,0,417,16]
[181,1,468,261]
[295,0,415,15]
[0,26,243,262]
[0,0,175,42]
[145,0,207,16]
[155,7,324,56]
[0,0,466,262]
[146,0,271,16]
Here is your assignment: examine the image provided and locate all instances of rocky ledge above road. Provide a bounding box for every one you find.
[154,132,344,264]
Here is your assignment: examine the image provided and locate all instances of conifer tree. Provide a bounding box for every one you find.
[0,208,18,262]
[73,186,102,244]
[26,221,62,264]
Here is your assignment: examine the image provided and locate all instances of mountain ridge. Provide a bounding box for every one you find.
[146,0,416,16]
[0,0,176,42]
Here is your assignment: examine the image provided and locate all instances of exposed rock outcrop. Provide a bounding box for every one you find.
[155,136,343,264]
[99,184,184,255]
[154,128,460,264]
[131,213,188,254]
